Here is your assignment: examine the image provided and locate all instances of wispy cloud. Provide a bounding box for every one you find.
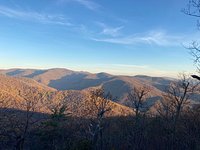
[92,30,185,46]
[111,64,148,69]
[59,0,100,11]
[0,5,72,26]
[74,0,100,10]
[97,22,123,37]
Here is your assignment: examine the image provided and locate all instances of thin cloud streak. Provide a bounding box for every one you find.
[111,64,148,69]
[74,0,100,10]
[92,31,185,46]
[97,22,124,37]
[0,5,72,26]
[101,26,123,37]
[59,0,100,11]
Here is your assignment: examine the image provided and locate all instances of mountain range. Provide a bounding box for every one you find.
[2,68,200,117]
[0,73,134,117]
[0,68,175,105]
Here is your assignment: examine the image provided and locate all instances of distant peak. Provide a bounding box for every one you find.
[97,72,112,78]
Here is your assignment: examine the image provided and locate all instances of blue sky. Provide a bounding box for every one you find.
[0,0,199,77]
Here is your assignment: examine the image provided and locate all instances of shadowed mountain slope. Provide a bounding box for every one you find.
[134,75,175,92]
[0,75,134,117]
[0,68,172,106]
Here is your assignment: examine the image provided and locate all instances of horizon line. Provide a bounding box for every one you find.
[0,67,182,78]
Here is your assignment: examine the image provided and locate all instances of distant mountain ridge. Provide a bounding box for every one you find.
[2,68,200,116]
[0,68,175,107]
[0,68,175,90]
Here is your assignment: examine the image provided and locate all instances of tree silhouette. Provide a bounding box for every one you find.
[127,85,151,120]
[88,88,111,150]
[183,0,200,80]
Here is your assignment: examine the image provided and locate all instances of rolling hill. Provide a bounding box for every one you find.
[0,75,134,117]
[0,68,174,106]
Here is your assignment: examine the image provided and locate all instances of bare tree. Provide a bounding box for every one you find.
[187,41,200,72]
[0,88,46,150]
[156,96,175,120]
[126,86,151,149]
[157,74,198,148]
[166,74,197,125]
[182,0,200,79]
[127,85,151,120]
[88,88,111,150]
[182,0,200,27]
[14,89,46,150]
